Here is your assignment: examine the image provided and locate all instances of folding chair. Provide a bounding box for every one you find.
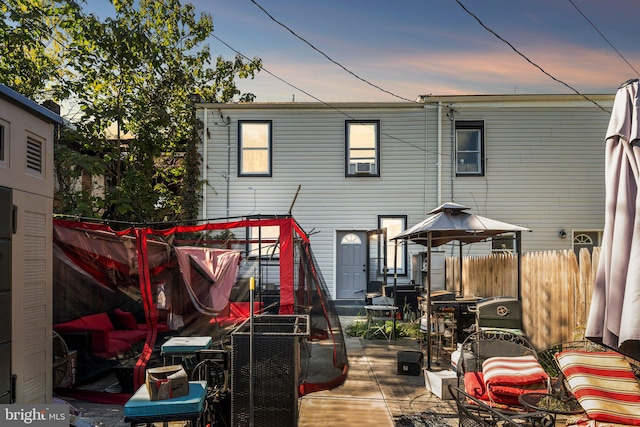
[364,296,396,342]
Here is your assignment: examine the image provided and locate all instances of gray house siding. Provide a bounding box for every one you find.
[197,94,613,299]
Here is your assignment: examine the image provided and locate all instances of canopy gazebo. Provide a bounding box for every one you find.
[391,202,530,369]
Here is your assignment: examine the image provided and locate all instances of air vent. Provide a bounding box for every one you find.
[26,138,42,173]
[355,162,372,174]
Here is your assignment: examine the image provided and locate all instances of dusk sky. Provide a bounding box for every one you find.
[93,0,640,102]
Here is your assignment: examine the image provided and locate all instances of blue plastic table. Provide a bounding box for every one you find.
[124,380,207,426]
[161,336,213,367]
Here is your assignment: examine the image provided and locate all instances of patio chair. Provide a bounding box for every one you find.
[365,296,397,342]
[454,330,553,424]
[448,384,551,427]
[541,340,640,427]
[456,329,538,380]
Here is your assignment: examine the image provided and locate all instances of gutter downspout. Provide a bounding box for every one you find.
[424,105,429,216]
[448,106,455,201]
[202,108,208,219]
[437,102,442,206]
[226,118,231,218]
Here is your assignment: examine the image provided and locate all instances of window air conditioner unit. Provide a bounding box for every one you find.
[355,162,372,174]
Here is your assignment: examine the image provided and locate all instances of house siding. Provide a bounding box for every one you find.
[197,95,613,299]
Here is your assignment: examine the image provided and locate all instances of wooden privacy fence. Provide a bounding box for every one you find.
[445,248,600,351]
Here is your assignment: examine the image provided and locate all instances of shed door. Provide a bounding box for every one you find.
[0,186,12,403]
[336,231,367,299]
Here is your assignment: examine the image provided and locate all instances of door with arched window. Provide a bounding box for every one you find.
[336,231,368,299]
[573,231,600,258]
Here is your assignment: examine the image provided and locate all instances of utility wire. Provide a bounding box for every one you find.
[212,33,428,152]
[455,0,610,114]
[249,0,418,104]
[568,0,640,78]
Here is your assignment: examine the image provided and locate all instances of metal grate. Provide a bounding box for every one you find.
[230,315,309,427]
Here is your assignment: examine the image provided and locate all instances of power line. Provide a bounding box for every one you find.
[249,0,418,104]
[211,33,428,152]
[455,0,610,114]
[568,0,640,78]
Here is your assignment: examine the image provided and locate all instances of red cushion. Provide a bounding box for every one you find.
[53,318,86,333]
[114,309,139,330]
[81,312,115,332]
[464,372,489,401]
[464,368,548,406]
[110,329,147,343]
[487,382,549,405]
[138,323,170,333]
[229,302,263,317]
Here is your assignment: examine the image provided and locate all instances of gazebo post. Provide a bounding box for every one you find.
[458,240,463,296]
[426,233,432,370]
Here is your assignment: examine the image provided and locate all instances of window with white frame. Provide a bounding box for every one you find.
[238,120,272,177]
[491,234,515,254]
[379,215,406,275]
[247,225,280,258]
[455,120,484,176]
[345,120,380,177]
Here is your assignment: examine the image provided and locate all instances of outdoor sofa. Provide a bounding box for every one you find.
[53,309,169,359]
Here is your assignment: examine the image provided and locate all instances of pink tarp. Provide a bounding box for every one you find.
[174,247,240,314]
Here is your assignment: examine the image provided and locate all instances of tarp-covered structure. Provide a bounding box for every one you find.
[53,215,347,397]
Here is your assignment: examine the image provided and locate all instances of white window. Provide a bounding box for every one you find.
[455,120,484,176]
[573,231,600,257]
[340,233,362,245]
[238,121,272,176]
[379,216,406,275]
[248,225,280,258]
[345,120,379,177]
[492,234,515,254]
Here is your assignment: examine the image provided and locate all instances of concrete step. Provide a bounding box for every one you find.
[334,299,366,316]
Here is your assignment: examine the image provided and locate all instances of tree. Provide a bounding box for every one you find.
[0,0,262,222]
[0,0,79,99]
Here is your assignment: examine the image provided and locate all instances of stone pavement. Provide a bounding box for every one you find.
[64,325,458,426]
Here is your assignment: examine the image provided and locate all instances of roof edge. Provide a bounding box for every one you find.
[0,84,63,124]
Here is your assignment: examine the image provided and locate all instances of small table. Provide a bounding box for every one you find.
[161,336,213,369]
[124,380,207,427]
[519,392,584,424]
[364,305,398,342]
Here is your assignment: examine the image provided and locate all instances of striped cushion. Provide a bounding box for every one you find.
[566,414,640,427]
[483,355,549,386]
[481,355,550,405]
[556,351,640,426]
